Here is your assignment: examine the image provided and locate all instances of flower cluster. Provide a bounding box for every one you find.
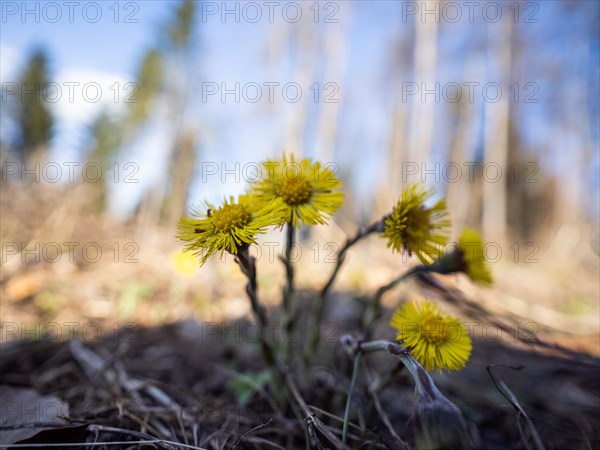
[177,155,344,266]
[177,154,493,374]
[381,186,492,371]
[175,154,499,449]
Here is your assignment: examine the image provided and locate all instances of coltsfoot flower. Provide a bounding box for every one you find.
[382,184,450,263]
[249,154,344,227]
[177,195,285,265]
[390,300,472,372]
[430,227,493,285]
[456,228,493,284]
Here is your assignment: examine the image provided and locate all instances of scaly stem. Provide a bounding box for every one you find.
[319,219,385,311]
[281,222,295,364]
[282,222,295,312]
[235,247,277,370]
[342,350,362,445]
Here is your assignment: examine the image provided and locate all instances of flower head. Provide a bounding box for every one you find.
[382,184,450,263]
[249,154,344,227]
[390,300,472,372]
[177,195,285,265]
[430,228,493,285]
[457,228,493,284]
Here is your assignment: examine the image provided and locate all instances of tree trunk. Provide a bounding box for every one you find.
[482,14,511,242]
[407,3,439,168]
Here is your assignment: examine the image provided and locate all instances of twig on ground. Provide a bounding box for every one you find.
[232,419,273,450]
[285,369,350,450]
[0,423,209,449]
[486,365,547,450]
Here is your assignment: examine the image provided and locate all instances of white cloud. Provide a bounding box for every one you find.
[0,44,20,83]
[49,68,130,161]
[51,69,129,123]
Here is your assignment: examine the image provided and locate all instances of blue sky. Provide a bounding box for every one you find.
[1,2,171,75]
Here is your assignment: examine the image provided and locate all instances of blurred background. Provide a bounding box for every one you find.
[1,1,598,350]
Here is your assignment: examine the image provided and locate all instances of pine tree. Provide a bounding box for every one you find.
[16,49,54,163]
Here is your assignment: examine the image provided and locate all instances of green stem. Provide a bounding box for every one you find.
[342,350,362,445]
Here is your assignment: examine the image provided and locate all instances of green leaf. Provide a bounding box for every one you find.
[226,370,271,405]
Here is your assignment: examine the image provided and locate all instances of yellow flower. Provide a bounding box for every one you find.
[390,300,472,372]
[431,228,493,285]
[457,228,493,284]
[382,184,450,263]
[171,249,198,276]
[177,195,285,265]
[249,154,344,227]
